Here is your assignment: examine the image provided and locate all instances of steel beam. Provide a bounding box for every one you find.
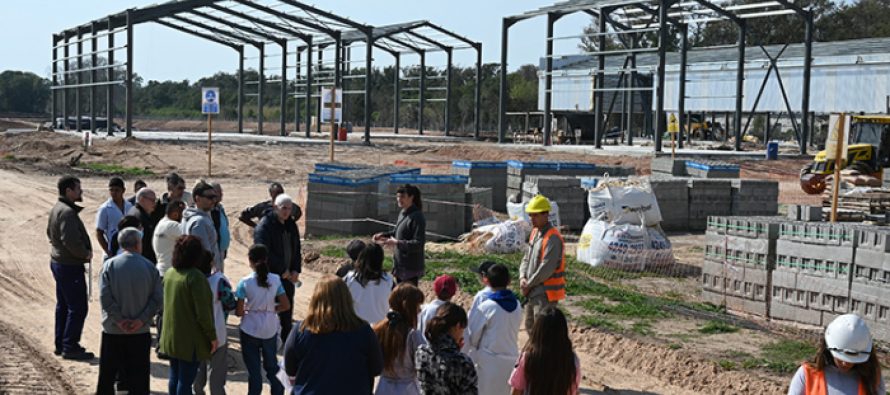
[655,2,668,152]
[125,11,133,137]
[544,13,560,147]
[394,52,401,134]
[106,18,114,134]
[594,10,606,148]
[52,35,58,126]
[445,48,452,136]
[734,21,746,151]
[419,51,426,135]
[305,37,313,137]
[90,23,98,134]
[295,48,301,132]
[280,41,287,136]
[801,12,812,154]
[678,23,688,148]
[238,46,244,133]
[258,43,265,135]
[498,18,516,143]
[364,31,373,143]
[474,43,482,139]
[76,28,83,134]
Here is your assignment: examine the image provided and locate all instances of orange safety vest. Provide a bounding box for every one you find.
[802,363,866,395]
[529,227,566,302]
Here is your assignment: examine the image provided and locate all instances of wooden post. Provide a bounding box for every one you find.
[830,113,846,223]
[329,86,336,162]
[671,131,676,160]
[208,114,213,177]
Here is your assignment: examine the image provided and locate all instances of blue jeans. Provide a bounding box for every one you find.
[50,262,88,353]
[239,330,283,395]
[169,356,200,395]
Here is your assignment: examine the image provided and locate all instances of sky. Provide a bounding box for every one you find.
[1,1,595,82]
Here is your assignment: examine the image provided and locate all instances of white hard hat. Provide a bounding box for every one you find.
[825,314,873,364]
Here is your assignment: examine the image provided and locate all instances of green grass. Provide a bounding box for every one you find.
[580,315,622,332]
[319,245,348,259]
[716,339,816,375]
[631,320,654,336]
[718,360,737,370]
[79,163,153,176]
[668,343,682,350]
[2,154,15,161]
[698,320,739,334]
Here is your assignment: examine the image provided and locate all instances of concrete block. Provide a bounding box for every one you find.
[770,299,823,326]
[801,205,824,222]
[787,204,801,221]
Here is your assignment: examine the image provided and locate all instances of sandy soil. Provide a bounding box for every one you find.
[0,129,819,394]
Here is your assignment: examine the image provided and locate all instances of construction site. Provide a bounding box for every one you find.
[3,0,890,393]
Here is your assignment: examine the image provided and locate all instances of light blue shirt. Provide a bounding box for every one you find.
[95,198,133,246]
[236,272,285,340]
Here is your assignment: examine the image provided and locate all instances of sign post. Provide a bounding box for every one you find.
[321,87,343,162]
[668,113,680,159]
[828,113,847,223]
[202,87,220,177]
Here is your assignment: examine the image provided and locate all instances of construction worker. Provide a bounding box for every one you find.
[788,313,885,395]
[519,195,566,331]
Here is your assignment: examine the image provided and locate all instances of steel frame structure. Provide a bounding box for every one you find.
[500,0,815,153]
[52,1,481,142]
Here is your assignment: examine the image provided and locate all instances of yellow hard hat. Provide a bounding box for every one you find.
[525,194,552,214]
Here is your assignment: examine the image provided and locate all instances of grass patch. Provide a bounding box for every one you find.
[580,315,622,332]
[757,339,816,374]
[718,360,737,370]
[631,321,654,336]
[699,320,739,334]
[2,154,15,161]
[668,343,682,350]
[423,250,524,296]
[319,245,348,259]
[80,162,153,176]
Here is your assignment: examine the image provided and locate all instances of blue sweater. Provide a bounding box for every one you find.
[283,323,383,394]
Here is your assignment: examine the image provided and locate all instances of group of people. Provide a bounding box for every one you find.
[47,172,886,395]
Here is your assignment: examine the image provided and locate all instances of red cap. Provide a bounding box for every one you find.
[433,274,458,299]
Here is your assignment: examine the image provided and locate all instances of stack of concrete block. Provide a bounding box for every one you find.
[315,162,421,176]
[521,176,587,231]
[685,160,740,178]
[772,222,856,326]
[593,165,636,177]
[306,170,387,237]
[386,174,468,241]
[786,204,825,222]
[506,161,603,204]
[452,161,508,212]
[650,157,687,176]
[701,216,780,317]
[731,179,779,216]
[464,187,493,231]
[687,179,732,231]
[649,175,689,231]
[850,227,890,342]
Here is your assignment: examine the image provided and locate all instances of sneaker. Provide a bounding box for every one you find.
[62,350,95,361]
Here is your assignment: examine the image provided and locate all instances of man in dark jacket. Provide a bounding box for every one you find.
[253,193,301,343]
[238,182,301,228]
[373,184,426,285]
[47,176,94,360]
[127,188,158,264]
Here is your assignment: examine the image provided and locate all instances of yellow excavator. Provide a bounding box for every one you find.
[800,115,890,194]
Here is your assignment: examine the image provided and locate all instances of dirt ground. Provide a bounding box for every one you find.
[0,129,822,394]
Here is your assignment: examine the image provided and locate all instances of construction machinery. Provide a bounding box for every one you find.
[800,115,890,194]
[684,114,726,141]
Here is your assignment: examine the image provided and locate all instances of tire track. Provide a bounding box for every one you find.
[0,320,75,394]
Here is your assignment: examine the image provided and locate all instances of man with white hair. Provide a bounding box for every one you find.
[127,188,159,264]
[182,180,222,272]
[96,228,162,395]
[253,193,302,343]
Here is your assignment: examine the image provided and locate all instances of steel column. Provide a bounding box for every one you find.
[125,11,133,137]
[419,51,426,135]
[280,41,287,136]
[90,24,98,134]
[655,3,668,152]
[445,48,453,136]
[629,52,636,145]
[258,43,265,135]
[316,46,322,134]
[474,44,482,139]
[295,48,300,132]
[734,22,746,151]
[76,28,83,134]
[52,35,58,126]
[106,18,114,134]
[594,11,606,148]
[63,37,69,130]
[544,13,558,146]
[306,40,313,137]
[678,24,688,148]
[497,19,513,143]
[394,53,401,135]
[765,112,771,143]
[238,47,244,133]
[364,33,373,143]
[801,13,813,154]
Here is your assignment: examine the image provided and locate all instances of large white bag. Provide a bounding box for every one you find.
[576,219,674,269]
[587,180,662,226]
[482,220,532,254]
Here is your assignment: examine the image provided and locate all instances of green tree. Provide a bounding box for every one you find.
[0,71,50,113]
